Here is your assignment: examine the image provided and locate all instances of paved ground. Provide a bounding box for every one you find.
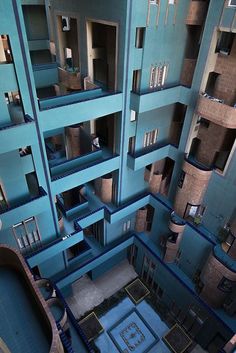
[66,259,138,319]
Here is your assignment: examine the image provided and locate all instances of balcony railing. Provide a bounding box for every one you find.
[0,114,34,132]
[0,186,47,215]
[196,93,236,128]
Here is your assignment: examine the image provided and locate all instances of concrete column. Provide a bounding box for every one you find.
[163,217,185,263]
[95,174,113,203]
[149,172,162,193]
[173,159,212,218]
[135,207,147,232]
[65,125,81,159]
[200,251,236,308]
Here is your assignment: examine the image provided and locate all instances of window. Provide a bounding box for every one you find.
[200,117,209,128]
[130,110,137,122]
[158,64,168,87]
[149,64,169,89]
[143,129,158,147]
[0,35,12,64]
[135,28,145,48]
[150,0,159,5]
[65,47,72,68]
[218,277,235,293]
[169,0,176,4]
[216,31,235,55]
[149,66,156,89]
[228,0,236,7]
[12,217,41,254]
[175,249,182,264]
[0,185,8,212]
[178,170,186,188]
[123,220,131,233]
[168,232,178,243]
[62,16,70,31]
[225,232,235,248]
[5,91,21,106]
[128,136,135,154]
[132,70,141,92]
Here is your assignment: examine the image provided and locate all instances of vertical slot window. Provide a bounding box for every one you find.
[0,35,12,64]
[135,28,145,48]
[132,70,141,93]
[149,66,156,88]
[0,185,8,212]
[129,136,135,154]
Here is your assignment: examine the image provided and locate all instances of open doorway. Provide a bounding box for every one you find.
[87,20,118,91]
[57,15,79,70]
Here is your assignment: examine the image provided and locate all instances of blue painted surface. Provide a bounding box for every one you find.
[0,268,50,353]
[39,88,103,110]
[94,298,170,353]
[0,0,236,350]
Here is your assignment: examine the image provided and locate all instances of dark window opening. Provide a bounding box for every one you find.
[216,31,235,55]
[178,170,186,189]
[135,28,145,48]
[132,70,141,93]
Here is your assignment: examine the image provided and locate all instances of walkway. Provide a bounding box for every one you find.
[66,259,137,319]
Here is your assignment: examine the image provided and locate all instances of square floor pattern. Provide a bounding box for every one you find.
[108,309,159,353]
[125,279,150,304]
[79,312,104,342]
[162,324,192,353]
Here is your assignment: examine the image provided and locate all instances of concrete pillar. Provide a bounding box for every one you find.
[95,174,113,203]
[173,159,212,218]
[135,207,147,232]
[163,216,185,263]
[65,125,81,159]
[149,172,162,193]
[200,251,236,308]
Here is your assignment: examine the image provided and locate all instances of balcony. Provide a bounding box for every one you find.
[39,91,122,131]
[49,146,104,179]
[127,142,178,171]
[130,85,191,113]
[185,1,208,26]
[51,154,120,195]
[0,187,48,229]
[196,94,236,128]
[0,115,36,154]
[56,192,89,219]
[0,63,18,91]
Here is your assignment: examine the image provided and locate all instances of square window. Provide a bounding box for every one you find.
[178,170,186,188]
[150,0,159,5]
[217,277,235,293]
[228,0,236,7]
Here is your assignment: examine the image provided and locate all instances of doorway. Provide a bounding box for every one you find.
[87,20,118,91]
[57,15,79,69]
